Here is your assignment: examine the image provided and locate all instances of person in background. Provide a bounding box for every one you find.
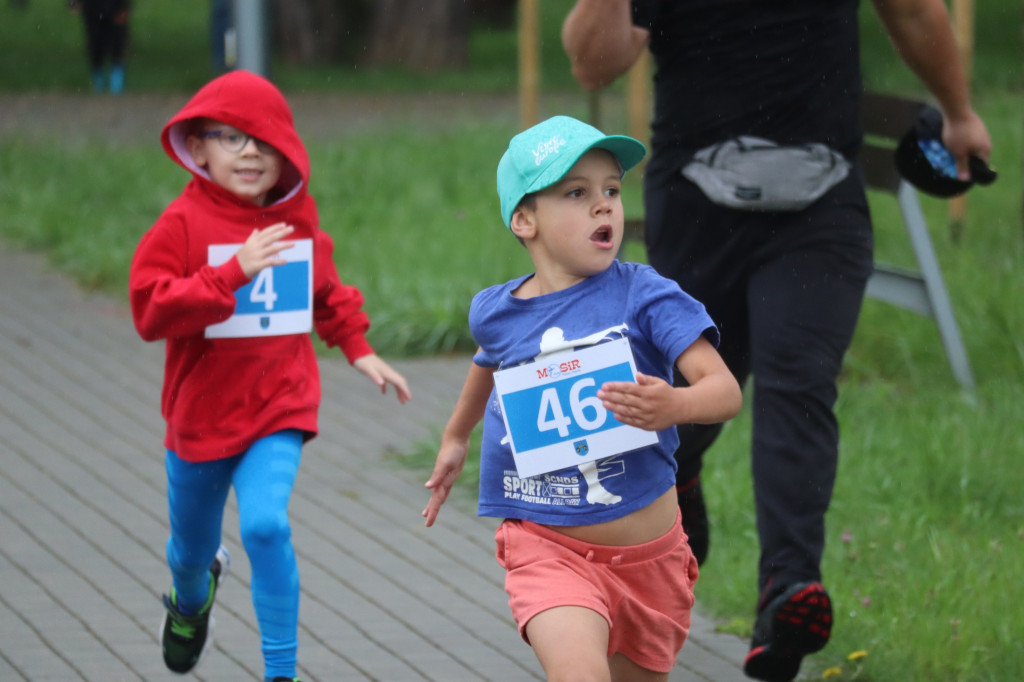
[209,0,233,73]
[70,0,131,94]
[562,1,991,680]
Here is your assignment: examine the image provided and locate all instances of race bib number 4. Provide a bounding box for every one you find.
[205,239,313,338]
[494,338,659,478]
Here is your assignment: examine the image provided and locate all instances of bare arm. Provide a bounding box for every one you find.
[871,0,991,174]
[422,360,497,526]
[597,337,742,432]
[562,0,650,90]
[352,353,412,404]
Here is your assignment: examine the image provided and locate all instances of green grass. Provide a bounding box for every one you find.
[1,0,211,92]
[387,90,1022,681]
[859,1,1024,96]
[0,121,644,357]
[6,0,1017,98]
[3,0,1023,678]
[0,0,582,94]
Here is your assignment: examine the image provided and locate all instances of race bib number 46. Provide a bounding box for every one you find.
[205,239,313,338]
[494,338,659,478]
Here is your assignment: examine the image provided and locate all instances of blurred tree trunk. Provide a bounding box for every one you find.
[363,0,470,71]
[271,0,512,70]
[273,0,369,64]
[471,0,516,27]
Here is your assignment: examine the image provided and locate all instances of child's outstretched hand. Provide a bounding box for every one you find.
[422,437,469,527]
[235,223,294,279]
[598,372,681,432]
[353,353,412,404]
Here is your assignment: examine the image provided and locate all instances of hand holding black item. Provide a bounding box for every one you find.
[895,105,997,197]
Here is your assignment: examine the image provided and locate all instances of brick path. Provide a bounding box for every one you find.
[0,246,751,681]
[0,91,750,681]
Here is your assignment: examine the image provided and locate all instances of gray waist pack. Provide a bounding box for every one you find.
[682,136,851,211]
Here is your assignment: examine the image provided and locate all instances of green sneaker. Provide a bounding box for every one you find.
[160,546,230,674]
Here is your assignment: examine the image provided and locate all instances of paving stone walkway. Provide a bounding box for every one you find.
[0,91,750,681]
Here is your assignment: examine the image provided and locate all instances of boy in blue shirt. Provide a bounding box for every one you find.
[423,116,742,681]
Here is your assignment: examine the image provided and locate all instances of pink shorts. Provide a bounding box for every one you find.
[495,510,699,673]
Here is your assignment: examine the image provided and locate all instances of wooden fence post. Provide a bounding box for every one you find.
[627,49,651,151]
[948,0,975,242]
[518,0,540,128]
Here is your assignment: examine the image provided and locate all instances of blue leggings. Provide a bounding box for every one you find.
[165,429,302,680]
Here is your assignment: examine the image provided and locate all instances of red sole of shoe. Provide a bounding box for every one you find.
[772,583,832,653]
[743,583,833,681]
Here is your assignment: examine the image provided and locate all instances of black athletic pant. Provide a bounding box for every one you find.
[642,153,874,596]
[80,0,129,70]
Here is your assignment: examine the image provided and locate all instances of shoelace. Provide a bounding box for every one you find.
[170,618,197,639]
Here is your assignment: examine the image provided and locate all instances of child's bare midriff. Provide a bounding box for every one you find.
[541,487,678,546]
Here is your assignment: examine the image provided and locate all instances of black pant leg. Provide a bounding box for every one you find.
[745,170,873,592]
[81,0,128,67]
[643,157,756,485]
[106,1,129,64]
[80,2,106,70]
[644,155,873,593]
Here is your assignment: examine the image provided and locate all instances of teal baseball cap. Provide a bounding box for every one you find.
[497,115,646,227]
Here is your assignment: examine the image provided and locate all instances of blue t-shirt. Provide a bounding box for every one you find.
[471,260,718,526]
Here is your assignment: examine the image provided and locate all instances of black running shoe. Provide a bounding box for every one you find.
[160,546,230,674]
[677,477,709,565]
[743,581,832,681]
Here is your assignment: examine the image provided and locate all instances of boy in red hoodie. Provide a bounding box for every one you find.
[130,70,411,682]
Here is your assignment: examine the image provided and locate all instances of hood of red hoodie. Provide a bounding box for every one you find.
[161,70,309,207]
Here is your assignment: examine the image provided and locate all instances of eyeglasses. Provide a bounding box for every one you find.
[200,129,276,154]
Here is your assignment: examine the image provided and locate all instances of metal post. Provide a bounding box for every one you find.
[897,181,976,389]
[232,0,270,77]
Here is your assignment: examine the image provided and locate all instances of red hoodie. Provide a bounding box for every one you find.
[130,71,374,462]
